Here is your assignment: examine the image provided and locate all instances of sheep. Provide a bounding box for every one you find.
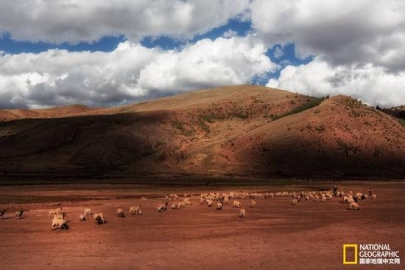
[130,206,142,215]
[79,215,86,221]
[250,200,257,208]
[52,216,69,230]
[171,204,178,210]
[371,194,377,199]
[0,207,9,219]
[233,200,241,208]
[117,208,125,218]
[342,196,349,203]
[178,202,185,209]
[292,198,298,205]
[84,208,92,216]
[49,207,63,218]
[239,208,246,218]
[15,209,24,219]
[53,213,67,220]
[157,202,168,212]
[206,199,213,207]
[183,198,193,206]
[348,202,360,210]
[216,202,223,210]
[93,213,106,224]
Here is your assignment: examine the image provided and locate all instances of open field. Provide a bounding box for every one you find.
[0,180,404,270]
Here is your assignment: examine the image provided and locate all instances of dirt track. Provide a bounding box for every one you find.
[0,181,404,270]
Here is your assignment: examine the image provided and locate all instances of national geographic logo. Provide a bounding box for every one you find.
[343,244,401,265]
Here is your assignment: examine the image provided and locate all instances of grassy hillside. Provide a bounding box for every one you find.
[1,85,404,180]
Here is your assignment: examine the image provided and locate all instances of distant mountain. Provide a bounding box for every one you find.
[1,85,404,180]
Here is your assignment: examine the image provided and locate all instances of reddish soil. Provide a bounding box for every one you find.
[0,181,404,270]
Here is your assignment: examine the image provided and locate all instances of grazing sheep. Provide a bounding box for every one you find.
[130,206,142,215]
[371,194,377,199]
[79,215,86,221]
[0,207,9,219]
[93,213,106,224]
[53,213,67,220]
[348,202,360,210]
[171,204,178,210]
[239,208,246,218]
[15,209,24,219]
[342,196,349,203]
[52,216,69,230]
[84,208,92,216]
[117,208,125,218]
[178,202,185,209]
[183,198,193,206]
[292,198,298,205]
[49,207,63,218]
[216,202,223,210]
[250,200,257,208]
[206,199,213,207]
[233,200,241,208]
[157,202,169,212]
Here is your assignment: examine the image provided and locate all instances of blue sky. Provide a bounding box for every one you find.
[0,0,404,109]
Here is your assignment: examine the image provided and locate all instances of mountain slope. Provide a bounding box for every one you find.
[1,85,404,179]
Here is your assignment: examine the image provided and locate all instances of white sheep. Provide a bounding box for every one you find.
[157,202,168,212]
[216,202,223,210]
[53,213,67,220]
[93,213,106,224]
[116,208,125,218]
[49,207,63,218]
[0,207,9,219]
[250,200,257,208]
[292,198,298,205]
[348,202,360,210]
[52,216,69,230]
[233,200,241,208]
[79,214,86,221]
[130,206,142,215]
[171,204,178,210]
[239,208,246,218]
[15,209,24,219]
[84,208,92,216]
[371,194,377,199]
[178,202,185,209]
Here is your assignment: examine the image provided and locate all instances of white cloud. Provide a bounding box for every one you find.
[250,0,405,71]
[267,58,405,107]
[0,0,250,44]
[138,36,276,92]
[0,37,276,108]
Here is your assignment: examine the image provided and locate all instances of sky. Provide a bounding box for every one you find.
[0,0,404,109]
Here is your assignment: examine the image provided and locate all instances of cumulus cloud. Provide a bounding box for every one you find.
[0,37,276,108]
[267,58,405,108]
[138,36,276,92]
[0,0,250,44]
[250,0,405,72]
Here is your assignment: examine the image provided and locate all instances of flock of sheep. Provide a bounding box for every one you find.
[0,207,24,219]
[0,187,376,230]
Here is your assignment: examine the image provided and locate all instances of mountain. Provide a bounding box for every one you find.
[1,85,404,180]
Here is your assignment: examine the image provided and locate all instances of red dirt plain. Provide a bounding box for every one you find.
[0,180,404,270]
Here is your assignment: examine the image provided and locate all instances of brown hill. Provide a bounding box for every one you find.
[1,85,404,180]
[0,104,93,122]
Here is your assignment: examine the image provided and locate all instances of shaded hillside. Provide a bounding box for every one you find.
[1,85,404,180]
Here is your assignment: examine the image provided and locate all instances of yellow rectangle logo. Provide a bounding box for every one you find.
[343,244,358,264]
